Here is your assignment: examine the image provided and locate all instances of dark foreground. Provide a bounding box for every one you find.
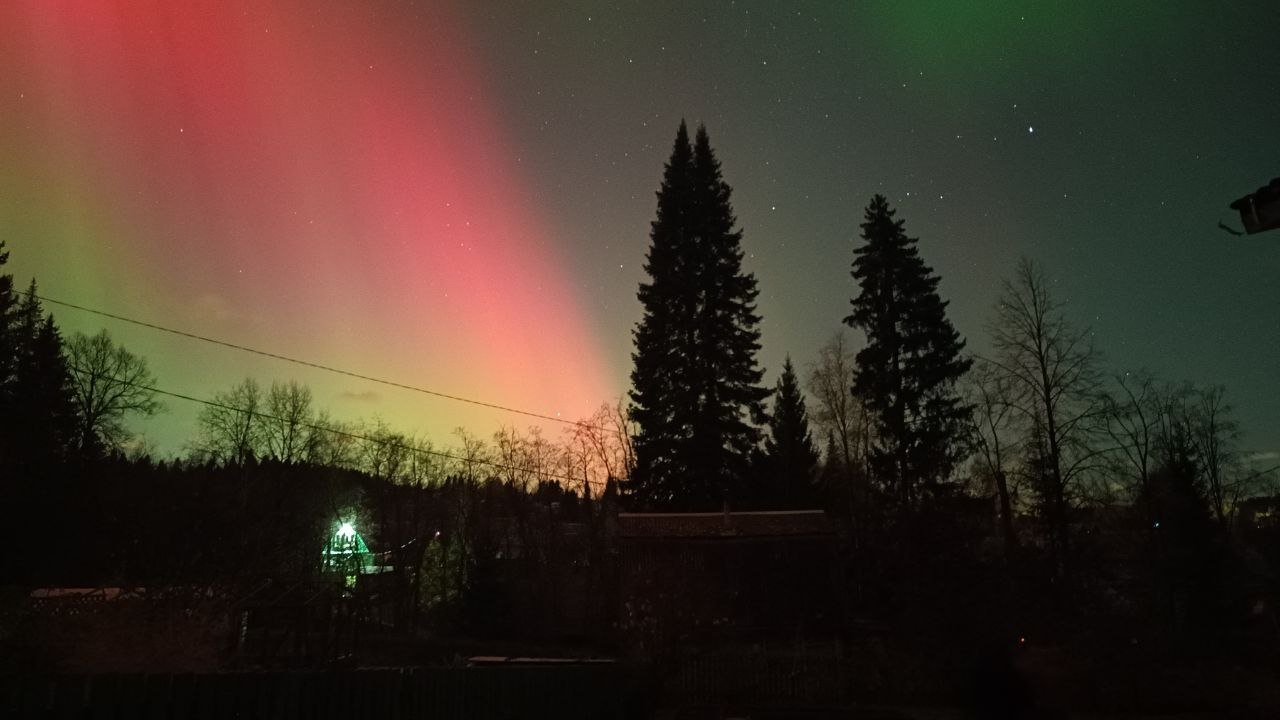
[3,668,1276,720]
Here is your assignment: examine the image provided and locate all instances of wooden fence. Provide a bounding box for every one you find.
[0,665,638,720]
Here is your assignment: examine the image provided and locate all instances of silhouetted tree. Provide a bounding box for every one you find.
[264,380,315,462]
[195,377,264,464]
[358,418,413,482]
[806,331,874,490]
[3,281,78,464]
[817,431,845,498]
[990,258,1104,582]
[492,425,560,493]
[845,195,972,510]
[65,328,162,455]
[758,356,820,508]
[965,359,1020,557]
[629,121,768,509]
[0,274,77,584]
[1103,372,1159,506]
[1188,384,1240,528]
[1144,414,1219,635]
[0,241,17,422]
[565,400,636,496]
[807,331,876,544]
[307,410,360,468]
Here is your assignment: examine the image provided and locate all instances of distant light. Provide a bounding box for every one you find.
[1028,126,1034,134]
[1153,521,1161,529]
[338,521,356,539]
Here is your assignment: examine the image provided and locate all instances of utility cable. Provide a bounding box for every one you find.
[38,293,621,436]
[66,363,610,489]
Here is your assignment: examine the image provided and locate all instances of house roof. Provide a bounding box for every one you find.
[617,510,833,539]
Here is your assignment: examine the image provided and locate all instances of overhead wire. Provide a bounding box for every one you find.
[65,362,609,489]
[37,293,621,436]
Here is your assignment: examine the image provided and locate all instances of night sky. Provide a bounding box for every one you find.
[2,1,1277,465]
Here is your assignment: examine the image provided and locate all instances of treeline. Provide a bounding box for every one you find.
[185,376,635,494]
[3,115,1279,689]
[621,121,1280,682]
[0,239,632,603]
[1,234,609,646]
[0,238,635,490]
[801,256,1276,653]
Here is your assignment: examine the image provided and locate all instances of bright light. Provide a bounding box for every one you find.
[338,521,356,539]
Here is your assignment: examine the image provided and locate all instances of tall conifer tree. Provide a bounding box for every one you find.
[629,122,767,510]
[759,356,820,508]
[0,241,17,467]
[845,195,971,509]
[5,280,76,464]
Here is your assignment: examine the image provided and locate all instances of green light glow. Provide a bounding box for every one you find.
[322,519,374,585]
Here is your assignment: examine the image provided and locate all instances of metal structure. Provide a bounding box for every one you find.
[321,521,377,586]
[1228,177,1280,234]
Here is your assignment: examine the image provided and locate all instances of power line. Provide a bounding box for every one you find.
[39,293,620,435]
[67,362,607,489]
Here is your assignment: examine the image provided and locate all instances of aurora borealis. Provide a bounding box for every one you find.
[2,2,1278,460]
[1,0,613,448]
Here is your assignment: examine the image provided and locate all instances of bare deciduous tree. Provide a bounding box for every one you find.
[989,258,1106,579]
[264,380,314,463]
[360,418,412,483]
[307,410,360,468]
[491,426,561,492]
[451,427,491,484]
[806,332,875,523]
[1102,371,1162,525]
[66,329,162,454]
[194,377,264,464]
[965,358,1020,555]
[403,436,447,488]
[1190,384,1240,527]
[1147,382,1248,529]
[566,400,636,496]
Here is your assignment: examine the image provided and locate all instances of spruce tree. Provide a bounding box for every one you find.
[759,357,820,508]
[9,281,77,462]
[0,278,76,469]
[1146,420,1218,632]
[844,195,971,509]
[0,241,17,466]
[818,431,844,490]
[0,243,16,380]
[629,122,768,510]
